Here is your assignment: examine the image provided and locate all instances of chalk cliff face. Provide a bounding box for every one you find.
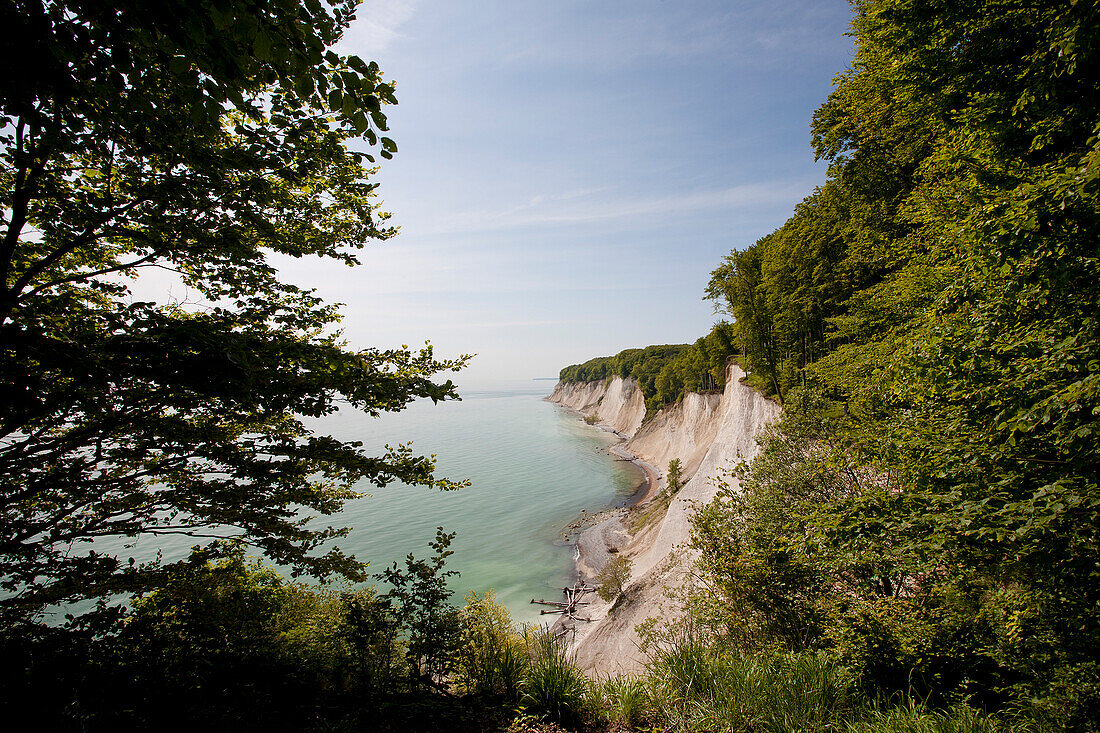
[626,391,723,483]
[547,376,647,437]
[548,364,780,674]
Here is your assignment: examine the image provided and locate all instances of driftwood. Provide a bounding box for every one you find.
[531,581,600,623]
[553,625,576,641]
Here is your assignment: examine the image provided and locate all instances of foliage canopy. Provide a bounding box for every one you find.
[696,0,1100,726]
[558,323,742,414]
[0,0,466,622]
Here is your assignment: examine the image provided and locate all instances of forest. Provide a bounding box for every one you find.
[2,0,1096,731]
[694,1,1099,728]
[558,322,741,415]
[565,0,1099,728]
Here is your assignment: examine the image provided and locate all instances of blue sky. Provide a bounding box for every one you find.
[292,0,855,387]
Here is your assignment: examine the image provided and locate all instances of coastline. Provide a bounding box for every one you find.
[611,444,660,508]
[544,399,664,586]
[544,399,655,508]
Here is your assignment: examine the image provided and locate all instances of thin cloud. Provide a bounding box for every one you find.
[430,319,570,330]
[342,0,418,54]
[418,177,819,236]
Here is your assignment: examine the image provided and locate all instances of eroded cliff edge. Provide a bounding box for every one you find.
[547,363,780,674]
[547,376,647,437]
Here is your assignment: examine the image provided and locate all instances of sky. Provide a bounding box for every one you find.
[281,0,856,387]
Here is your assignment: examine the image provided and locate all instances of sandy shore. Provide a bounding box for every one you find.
[545,403,665,585]
[609,444,661,507]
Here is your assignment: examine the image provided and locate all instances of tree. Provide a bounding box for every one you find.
[596,555,632,602]
[378,527,461,687]
[665,458,683,494]
[696,0,1100,720]
[0,0,467,623]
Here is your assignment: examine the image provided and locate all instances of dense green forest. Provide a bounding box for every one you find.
[692,0,1100,729]
[558,322,742,414]
[2,0,1097,731]
[565,0,1098,729]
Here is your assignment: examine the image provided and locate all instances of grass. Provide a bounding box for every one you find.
[589,675,649,728]
[585,635,1017,733]
[843,698,1013,733]
[642,637,852,732]
[518,631,589,725]
[462,622,1049,733]
[631,487,674,532]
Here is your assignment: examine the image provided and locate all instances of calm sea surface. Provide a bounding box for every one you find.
[313,381,640,624]
[77,381,634,624]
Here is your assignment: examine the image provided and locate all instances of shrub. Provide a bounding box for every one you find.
[596,555,633,602]
[453,590,528,701]
[377,528,461,687]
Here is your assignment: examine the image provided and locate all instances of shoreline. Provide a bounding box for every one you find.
[544,399,664,589]
[611,444,661,508]
[545,399,656,507]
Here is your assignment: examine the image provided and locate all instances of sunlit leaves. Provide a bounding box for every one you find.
[696,0,1100,716]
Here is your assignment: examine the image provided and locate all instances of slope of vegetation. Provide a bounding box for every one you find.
[691,0,1100,729]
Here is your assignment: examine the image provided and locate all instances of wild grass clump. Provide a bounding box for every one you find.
[589,675,649,727]
[518,630,589,725]
[844,698,1011,733]
[644,634,853,732]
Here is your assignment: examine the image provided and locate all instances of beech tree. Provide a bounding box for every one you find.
[697,0,1099,720]
[0,0,466,622]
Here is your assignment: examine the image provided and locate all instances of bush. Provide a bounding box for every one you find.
[377,527,461,687]
[0,544,414,730]
[453,590,528,701]
[596,555,633,602]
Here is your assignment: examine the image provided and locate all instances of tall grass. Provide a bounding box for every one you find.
[844,698,1011,733]
[447,617,1025,733]
[589,675,649,727]
[644,636,852,732]
[628,635,1019,733]
[518,630,589,724]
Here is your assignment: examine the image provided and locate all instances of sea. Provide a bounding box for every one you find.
[309,380,640,625]
[76,381,636,625]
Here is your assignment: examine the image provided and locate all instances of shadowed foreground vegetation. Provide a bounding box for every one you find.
[0,544,1063,732]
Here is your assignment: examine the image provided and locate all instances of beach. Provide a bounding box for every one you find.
[546,404,665,586]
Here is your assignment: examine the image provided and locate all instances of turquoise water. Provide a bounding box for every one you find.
[313,381,640,624]
[75,381,635,625]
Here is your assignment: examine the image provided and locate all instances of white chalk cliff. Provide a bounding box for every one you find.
[547,363,780,673]
[547,376,647,437]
